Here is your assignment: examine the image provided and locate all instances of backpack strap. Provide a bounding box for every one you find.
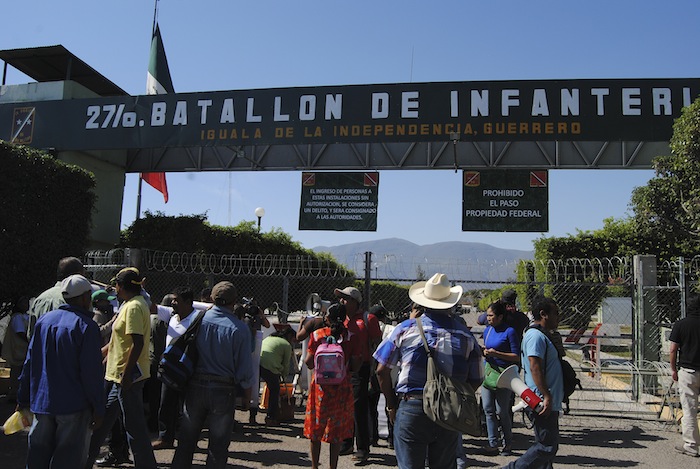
[526,324,555,349]
[523,324,553,372]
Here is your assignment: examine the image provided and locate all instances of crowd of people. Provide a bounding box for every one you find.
[9,255,698,467]
[4,257,564,469]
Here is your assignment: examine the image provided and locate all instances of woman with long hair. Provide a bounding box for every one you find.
[303,303,359,469]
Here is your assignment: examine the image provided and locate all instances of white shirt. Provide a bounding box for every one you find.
[155,305,201,346]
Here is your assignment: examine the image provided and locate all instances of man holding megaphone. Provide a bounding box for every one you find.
[501,297,563,469]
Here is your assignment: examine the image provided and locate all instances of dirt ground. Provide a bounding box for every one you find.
[1,393,697,468]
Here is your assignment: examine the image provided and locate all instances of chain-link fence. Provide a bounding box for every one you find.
[77,249,696,426]
[84,249,357,318]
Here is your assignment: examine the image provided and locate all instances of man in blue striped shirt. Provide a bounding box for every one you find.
[374,273,482,469]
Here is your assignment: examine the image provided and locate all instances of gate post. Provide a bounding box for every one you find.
[633,254,657,400]
[282,276,290,314]
[364,251,372,309]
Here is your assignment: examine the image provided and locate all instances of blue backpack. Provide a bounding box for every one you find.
[157,311,204,391]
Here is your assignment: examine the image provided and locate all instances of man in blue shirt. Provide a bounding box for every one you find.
[17,274,105,468]
[504,296,563,469]
[171,281,253,469]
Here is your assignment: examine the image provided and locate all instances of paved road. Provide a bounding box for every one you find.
[1,397,695,468]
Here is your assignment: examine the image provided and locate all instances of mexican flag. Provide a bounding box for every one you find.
[142,23,172,202]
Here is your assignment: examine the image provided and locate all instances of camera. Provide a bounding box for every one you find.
[241,296,261,318]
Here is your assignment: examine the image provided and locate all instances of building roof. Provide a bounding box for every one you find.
[0,45,128,96]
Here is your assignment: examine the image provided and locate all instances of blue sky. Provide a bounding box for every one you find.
[4,1,699,251]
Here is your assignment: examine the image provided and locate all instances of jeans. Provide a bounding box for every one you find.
[158,383,183,441]
[368,375,381,444]
[505,409,559,469]
[145,366,162,432]
[107,416,129,458]
[260,366,281,420]
[393,399,459,469]
[455,433,467,469]
[481,386,513,448]
[86,380,157,469]
[27,408,92,469]
[171,377,237,469]
[678,368,700,453]
[344,362,371,452]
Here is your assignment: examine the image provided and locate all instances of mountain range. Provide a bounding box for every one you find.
[311,238,534,282]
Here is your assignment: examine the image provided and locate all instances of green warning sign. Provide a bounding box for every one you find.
[299,172,379,231]
[462,169,548,232]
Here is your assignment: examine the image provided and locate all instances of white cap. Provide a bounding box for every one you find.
[61,274,92,299]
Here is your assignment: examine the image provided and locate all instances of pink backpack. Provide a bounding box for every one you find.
[314,336,346,385]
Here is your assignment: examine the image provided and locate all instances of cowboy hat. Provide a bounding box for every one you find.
[408,273,462,310]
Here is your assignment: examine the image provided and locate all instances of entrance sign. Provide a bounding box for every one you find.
[299,172,379,231]
[462,169,548,232]
[1,78,698,150]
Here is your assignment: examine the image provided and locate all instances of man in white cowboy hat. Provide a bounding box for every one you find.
[373,273,483,469]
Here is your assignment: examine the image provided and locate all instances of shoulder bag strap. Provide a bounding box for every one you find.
[184,309,205,342]
[415,316,432,357]
[485,326,493,344]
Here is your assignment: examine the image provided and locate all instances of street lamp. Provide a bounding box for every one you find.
[255,207,265,231]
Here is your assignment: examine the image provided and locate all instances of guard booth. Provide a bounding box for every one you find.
[1,45,130,249]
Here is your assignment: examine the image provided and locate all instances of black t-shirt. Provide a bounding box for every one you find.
[507,310,530,339]
[669,316,700,369]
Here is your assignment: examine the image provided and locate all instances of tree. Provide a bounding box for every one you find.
[532,97,700,262]
[629,97,700,259]
[521,98,700,328]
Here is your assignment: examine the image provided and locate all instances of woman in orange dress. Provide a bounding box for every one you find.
[304,303,359,469]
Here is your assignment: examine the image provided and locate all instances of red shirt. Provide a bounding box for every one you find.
[344,311,382,363]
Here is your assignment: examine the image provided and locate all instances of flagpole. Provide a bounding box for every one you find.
[137,0,160,220]
[136,176,143,219]
[152,0,159,35]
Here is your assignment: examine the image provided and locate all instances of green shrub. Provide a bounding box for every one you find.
[0,141,95,302]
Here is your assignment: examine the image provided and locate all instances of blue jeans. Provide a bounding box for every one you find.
[86,380,157,469]
[393,399,459,469]
[27,408,92,468]
[171,377,237,469]
[505,409,559,469]
[481,386,513,448]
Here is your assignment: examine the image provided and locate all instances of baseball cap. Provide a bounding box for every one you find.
[501,289,517,305]
[211,281,237,305]
[112,267,142,287]
[369,304,388,318]
[334,286,363,304]
[61,274,93,299]
[92,289,116,302]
